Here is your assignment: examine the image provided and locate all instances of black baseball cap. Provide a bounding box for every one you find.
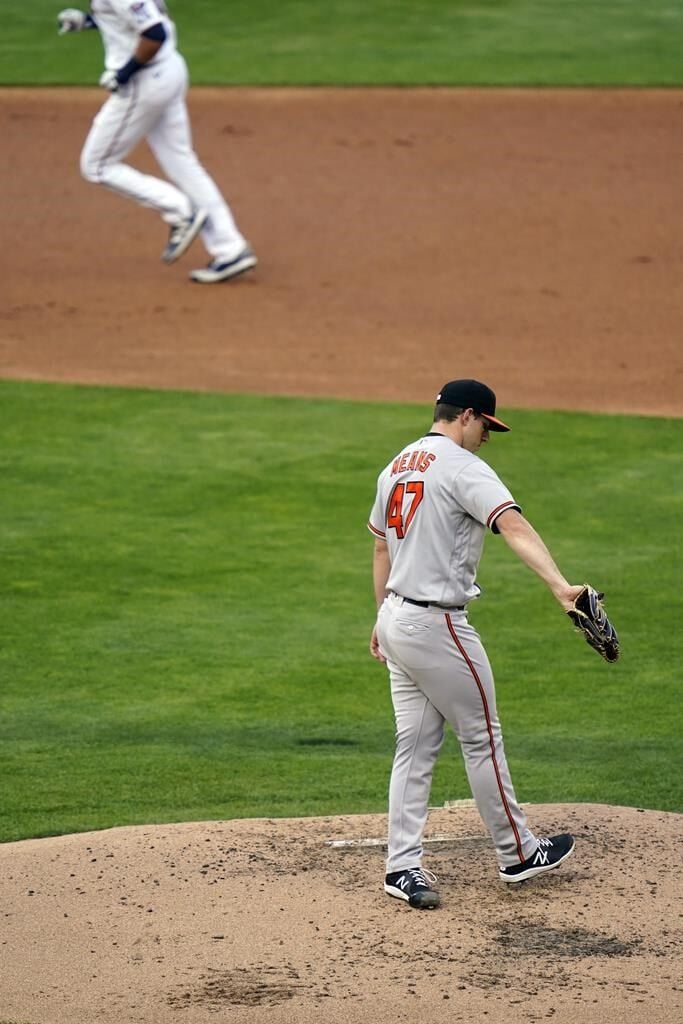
[435,379,511,432]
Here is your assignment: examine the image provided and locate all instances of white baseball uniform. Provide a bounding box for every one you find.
[368,431,538,873]
[80,0,247,262]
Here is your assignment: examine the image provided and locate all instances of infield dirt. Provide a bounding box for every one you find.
[1,88,682,414]
[0,88,681,1024]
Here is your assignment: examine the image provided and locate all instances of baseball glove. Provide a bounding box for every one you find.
[567,584,620,662]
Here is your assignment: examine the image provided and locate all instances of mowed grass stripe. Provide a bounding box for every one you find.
[0,380,680,841]
[1,0,682,86]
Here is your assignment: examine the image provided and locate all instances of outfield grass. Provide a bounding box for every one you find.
[1,0,682,86]
[1,380,681,842]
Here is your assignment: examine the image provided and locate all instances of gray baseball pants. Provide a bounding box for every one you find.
[377,593,537,872]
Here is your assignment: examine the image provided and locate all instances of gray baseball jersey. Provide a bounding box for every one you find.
[368,432,520,605]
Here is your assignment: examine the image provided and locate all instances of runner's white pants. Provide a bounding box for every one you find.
[377,593,537,873]
[80,51,246,262]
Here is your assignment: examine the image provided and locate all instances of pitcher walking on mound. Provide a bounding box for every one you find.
[368,379,582,909]
[57,0,257,284]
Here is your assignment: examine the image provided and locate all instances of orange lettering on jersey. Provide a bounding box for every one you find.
[386,480,425,539]
[391,450,437,476]
[417,452,436,473]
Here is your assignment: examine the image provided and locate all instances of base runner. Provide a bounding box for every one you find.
[57,1,257,283]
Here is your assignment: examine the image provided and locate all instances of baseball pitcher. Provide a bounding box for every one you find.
[368,379,618,909]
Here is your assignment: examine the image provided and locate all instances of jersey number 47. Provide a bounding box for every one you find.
[386,481,424,539]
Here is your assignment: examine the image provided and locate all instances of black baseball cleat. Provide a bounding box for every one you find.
[384,867,440,909]
[498,833,575,883]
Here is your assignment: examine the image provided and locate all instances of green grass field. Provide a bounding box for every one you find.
[1,0,682,85]
[1,381,681,842]
[1,1,681,842]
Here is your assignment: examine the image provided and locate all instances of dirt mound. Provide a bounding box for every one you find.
[1,803,681,1023]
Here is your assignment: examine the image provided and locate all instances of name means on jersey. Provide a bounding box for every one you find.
[390,449,436,476]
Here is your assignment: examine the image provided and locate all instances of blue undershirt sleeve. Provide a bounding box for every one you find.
[141,22,166,42]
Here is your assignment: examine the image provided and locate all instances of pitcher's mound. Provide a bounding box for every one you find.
[0,802,680,1023]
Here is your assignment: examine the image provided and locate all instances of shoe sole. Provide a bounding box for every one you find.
[499,841,575,883]
[384,883,440,909]
[189,252,257,284]
[161,209,208,264]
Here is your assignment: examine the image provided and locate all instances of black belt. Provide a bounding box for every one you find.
[402,596,464,611]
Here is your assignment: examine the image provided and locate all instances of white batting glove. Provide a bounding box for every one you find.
[99,69,120,91]
[57,8,87,34]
